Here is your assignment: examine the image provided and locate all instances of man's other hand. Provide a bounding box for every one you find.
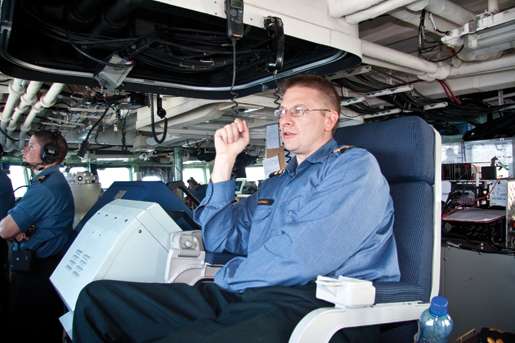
[15,232,28,242]
[214,119,249,159]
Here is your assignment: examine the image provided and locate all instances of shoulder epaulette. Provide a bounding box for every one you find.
[37,175,48,183]
[268,168,285,178]
[333,145,353,154]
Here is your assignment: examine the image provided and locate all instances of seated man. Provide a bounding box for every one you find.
[73,75,400,343]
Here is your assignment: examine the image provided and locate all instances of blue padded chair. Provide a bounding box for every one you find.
[289,116,442,343]
[165,116,442,342]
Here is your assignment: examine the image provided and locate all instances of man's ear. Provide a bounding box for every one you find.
[324,110,339,132]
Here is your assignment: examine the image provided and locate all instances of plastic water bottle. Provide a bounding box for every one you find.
[415,296,454,343]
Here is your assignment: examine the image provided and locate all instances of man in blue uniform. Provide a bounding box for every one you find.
[73,75,399,343]
[0,143,15,320]
[0,144,14,220]
[0,131,74,342]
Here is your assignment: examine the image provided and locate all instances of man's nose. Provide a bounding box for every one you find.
[279,113,293,127]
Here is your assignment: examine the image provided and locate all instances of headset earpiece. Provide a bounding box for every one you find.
[40,132,60,164]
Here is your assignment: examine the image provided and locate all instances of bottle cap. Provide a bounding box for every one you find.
[429,296,448,316]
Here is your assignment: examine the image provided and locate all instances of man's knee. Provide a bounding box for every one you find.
[76,279,116,310]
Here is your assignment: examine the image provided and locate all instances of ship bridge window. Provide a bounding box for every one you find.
[245,166,265,182]
[464,138,513,178]
[442,143,464,164]
[8,165,29,198]
[97,167,131,190]
[183,166,209,185]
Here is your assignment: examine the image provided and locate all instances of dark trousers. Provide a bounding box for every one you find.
[7,254,65,343]
[0,239,8,319]
[73,280,379,343]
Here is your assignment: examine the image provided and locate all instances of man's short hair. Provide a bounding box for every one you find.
[280,75,341,115]
[32,130,68,164]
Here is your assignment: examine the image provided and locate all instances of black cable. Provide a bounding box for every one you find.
[78,105,113,157]
[13,185,28,193]
[417,9,427,56]
[229,38,240,113]
[149,94,167,144]
[0,126,19,142]
[120,111,128,151]
[426,45,465,62]
[28,4,271,77]
[86,106,112,142]
[66,30,133,68]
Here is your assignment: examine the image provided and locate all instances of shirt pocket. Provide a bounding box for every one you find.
[253,205,273,220]
[283,195,304,223]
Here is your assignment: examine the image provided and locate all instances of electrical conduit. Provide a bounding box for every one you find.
[6,81,44,147]
[0,79,26,146]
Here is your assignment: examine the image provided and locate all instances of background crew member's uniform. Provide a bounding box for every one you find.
[0,167,14,318]
[8,165,74,342]
[0,169,14,219]
[73,140,399,343]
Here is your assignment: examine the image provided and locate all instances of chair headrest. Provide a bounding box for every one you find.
[335,116,435,184]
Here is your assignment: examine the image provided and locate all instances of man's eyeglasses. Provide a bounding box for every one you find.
[273,105,331,119]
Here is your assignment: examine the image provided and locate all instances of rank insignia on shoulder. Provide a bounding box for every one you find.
[257,198,274,206]
[333,145,353,154]
[37,175,48,183]
[268,168,285,178]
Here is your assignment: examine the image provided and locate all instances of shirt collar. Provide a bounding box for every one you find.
[286,138,337,174]
[33,165,59,180]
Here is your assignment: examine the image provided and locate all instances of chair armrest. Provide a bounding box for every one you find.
[165,230,210,284]
[288,301,428,343]
[165,230,236,284]
[373,281,428,303]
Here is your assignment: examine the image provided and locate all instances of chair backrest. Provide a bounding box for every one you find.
[334,116,439,303]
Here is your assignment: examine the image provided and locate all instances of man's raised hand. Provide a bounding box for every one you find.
[214,118,250,159]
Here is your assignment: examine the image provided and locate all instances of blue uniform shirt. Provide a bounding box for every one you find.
[0,169,15,219]
[8,166,74,258]
[194,139,400,293]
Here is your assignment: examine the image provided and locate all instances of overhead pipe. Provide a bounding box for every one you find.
[488,0,499,13]
[362,37,515,80]
[6,81,44,144]
[363,56,425,75]
[327,0,384,17]
[449,53,515,77]
[344,0,420,24]
[0,78,26,146]
[408,0,474,26]
[361,40,445,76]
[415,69,515,98]
[17,83,65,149]
[467,24,515,51]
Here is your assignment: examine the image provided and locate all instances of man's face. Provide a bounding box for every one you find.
[22,135,43,166]
[279,86,338,164]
